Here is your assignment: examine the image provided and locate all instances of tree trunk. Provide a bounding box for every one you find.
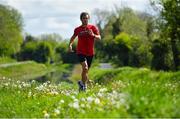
[170,29,180,70]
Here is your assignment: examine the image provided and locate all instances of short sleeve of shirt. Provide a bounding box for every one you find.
[92,25,100,35]
[74,28,78,36]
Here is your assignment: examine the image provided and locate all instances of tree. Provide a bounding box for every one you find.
[34,41,53,63]
[0,4,23,57]
[151,39,171,70]
[38,33,63,42]
[151,0,180,70]
[19,41,54,64]
[94,7,153,67]
[113,32,132,66]
[93,8,111,39]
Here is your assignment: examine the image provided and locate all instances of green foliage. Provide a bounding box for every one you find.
[115,32,131,48]
[55,41,78,63]
[19,41,54,64]
[151,0,180,70]
[151,39,172,70]
[19,41,38,61]
[0,4,23,56]
[113,32,131,66]
[120,8,147,40]
[34,41,53,63]
[94,7,153,68]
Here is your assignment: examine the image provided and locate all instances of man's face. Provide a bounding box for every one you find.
[81,15,89,25]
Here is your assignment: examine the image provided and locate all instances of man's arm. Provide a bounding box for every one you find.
[68,34,76,52]
[88,29,101,40]
[93,34,101,40]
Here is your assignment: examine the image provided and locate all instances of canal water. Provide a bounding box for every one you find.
[29,63,112,84]
[30,70,73,84]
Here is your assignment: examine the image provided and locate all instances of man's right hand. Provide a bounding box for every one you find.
[68,45,74,52]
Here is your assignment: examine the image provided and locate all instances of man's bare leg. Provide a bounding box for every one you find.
[80,61,89,86]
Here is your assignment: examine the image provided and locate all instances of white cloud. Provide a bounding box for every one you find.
[0,0,150,39]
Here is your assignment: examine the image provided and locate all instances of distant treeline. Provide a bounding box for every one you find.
[0,0,179,71]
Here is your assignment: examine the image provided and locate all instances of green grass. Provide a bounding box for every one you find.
[89,67,180,117]
[0,61,47,80]
[0,66,179,118]
[0,57,16,65]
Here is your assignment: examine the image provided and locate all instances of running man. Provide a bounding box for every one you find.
[68,12,101,91]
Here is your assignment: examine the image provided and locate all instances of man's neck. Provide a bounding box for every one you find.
[81,24,88,27]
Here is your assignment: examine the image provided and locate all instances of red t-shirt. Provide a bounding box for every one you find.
[74,24,99,56]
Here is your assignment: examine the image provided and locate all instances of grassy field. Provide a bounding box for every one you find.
[0,57,16,65]
[0,65,179,118]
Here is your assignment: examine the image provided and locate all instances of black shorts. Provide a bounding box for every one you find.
[77,54,94,68]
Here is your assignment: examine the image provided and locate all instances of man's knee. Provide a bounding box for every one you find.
[82,65,88,72]
[81,61,88,72]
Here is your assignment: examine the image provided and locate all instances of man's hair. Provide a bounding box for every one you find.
[80,12,90,20]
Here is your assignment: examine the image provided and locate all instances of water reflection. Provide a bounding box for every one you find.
[31,71,73,84]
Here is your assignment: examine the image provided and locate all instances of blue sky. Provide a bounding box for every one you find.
[0,0,151,39]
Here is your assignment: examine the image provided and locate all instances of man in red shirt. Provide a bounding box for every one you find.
[68,12,101,91]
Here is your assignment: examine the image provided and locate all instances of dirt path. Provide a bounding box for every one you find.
[0,61,32,68]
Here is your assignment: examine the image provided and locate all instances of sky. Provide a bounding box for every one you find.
[0,0,151,39]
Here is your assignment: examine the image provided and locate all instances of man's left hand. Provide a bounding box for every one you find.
[87,29,95,38]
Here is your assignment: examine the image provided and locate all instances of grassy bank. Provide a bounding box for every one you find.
[0,57,16,65]
[0,60,72,81]
[0,66,179,118]
[89,67,180,117]
[0,61,48,80]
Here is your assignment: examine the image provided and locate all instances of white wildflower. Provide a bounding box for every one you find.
[115,102,121,109]
[94,98,100,104]
[80,104,85,108]
[54,109,60,115]
[97,92,103,97]
[71,95,75,99]
[120,98,126,104]
[44,113,50,118]
[66,92,70,96]
[35,85,44,91]
[112,90,117,94]
[4,83,8,86]
[50,90,59,95]
[60,99,64,104]
[86,103,91,109]
[28,91,32,97]
[73,91,78,95]
[81,98,85,102]
[87,97,94,103]
[73,101,79,109]
[73,98,79,102]
[69,101,79,109]
[31,80,36,83]
[99,88,107,93]
[47,81,51,84]
[18,85,22,89]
